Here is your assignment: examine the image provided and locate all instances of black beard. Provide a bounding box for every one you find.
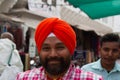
[40,57,71,76]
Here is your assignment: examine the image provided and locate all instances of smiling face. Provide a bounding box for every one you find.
[39,37,71,76]
[100,42,120,67]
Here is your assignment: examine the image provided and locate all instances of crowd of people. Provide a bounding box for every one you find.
[0,17,120,80]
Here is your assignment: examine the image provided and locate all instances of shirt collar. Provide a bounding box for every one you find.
[62,63,75,79]
[112,61,120,72]
[91,59,104,71]
[91,59,120,72]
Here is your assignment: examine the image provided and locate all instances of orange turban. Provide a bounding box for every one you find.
[35,18,76,55]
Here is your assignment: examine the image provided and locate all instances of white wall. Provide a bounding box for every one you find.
[112,15,120,32]
[99,15,120,33]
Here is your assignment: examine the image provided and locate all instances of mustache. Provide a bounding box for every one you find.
[46,57,62,62]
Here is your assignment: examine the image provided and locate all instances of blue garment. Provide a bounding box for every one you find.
[81,59,120,80]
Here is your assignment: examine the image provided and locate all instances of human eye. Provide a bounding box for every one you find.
[56,43,66,50]
[103,48,109,52]
[41,46,50,51]
[56,46,65,50]
[113,49,119,53]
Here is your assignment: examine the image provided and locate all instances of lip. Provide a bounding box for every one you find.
[48,60,60,64]
[104,58,110,61]
[104,57,113,60]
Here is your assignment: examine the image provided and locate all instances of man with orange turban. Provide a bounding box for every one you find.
[16,17,103,80]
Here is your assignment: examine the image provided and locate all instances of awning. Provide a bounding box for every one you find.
[5,8,45,29]
[0,0,18,13]
[0,0,4,5]
[67,0,120,19]
[0,13,23,23]
[60,6,113,36]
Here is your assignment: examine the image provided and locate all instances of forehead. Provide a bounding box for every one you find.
[43,37,63,45]
[101,42,120,48]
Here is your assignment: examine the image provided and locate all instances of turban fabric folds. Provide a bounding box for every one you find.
[35,18,76,55]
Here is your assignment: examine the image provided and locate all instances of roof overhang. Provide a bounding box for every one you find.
[0,13,23,23]
[60,6,113,36]
[5,8,46,29]
[0,0,18,13]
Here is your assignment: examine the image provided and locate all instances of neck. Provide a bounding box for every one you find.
[101,61,115,72]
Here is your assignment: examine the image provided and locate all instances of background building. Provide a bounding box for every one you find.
[0,0,120,69]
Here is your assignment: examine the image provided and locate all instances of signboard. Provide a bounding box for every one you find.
[29,38,36,57]
[28,0,60,17]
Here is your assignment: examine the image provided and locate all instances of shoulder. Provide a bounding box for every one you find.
[16,67,44,80]
[80,70,103,80]
[81,61,96,69]
[116,62,120,67]
[73,67,103,80]
[115,62,120,71]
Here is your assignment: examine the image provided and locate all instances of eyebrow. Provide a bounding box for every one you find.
[42,44,49,47]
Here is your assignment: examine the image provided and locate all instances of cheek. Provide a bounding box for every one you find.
[59,50,71,59]
[39,52,48,60]
[99,50,107,57]
[60,50,69,54]
[114,54,120,58]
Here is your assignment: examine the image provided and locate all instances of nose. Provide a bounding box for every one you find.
[49,49,58,57]
[108,50,112,56]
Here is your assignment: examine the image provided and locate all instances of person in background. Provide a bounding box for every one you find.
[16,17,103,80]
[0,32,23,80]
[1,32,14,41]
[81,33,120,80]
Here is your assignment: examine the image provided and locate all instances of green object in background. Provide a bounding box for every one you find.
[67,0,120,19]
